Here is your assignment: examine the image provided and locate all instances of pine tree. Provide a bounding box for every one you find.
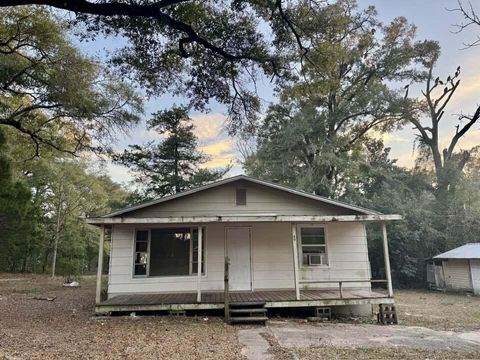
[115,106,230,199]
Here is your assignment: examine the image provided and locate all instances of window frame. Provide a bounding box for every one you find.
[132,226,207,278]
[298,224,329,267]
[235,188,247,206]
[189,227,207,276]
[133,229,150,277]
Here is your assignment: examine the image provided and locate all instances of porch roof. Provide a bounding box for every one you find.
[86,213,402,225]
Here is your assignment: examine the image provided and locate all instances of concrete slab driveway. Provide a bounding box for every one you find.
[237,320,480,359]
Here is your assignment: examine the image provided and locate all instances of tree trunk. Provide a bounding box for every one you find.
[51,192,63,278]
[174,142,179,193]
[21,245,28,273]
[42,239,53,274]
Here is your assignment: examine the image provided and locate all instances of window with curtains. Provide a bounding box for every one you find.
[300,226,328,266]
[133,227,206,277]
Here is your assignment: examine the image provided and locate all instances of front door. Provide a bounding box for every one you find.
[226,227,251,291]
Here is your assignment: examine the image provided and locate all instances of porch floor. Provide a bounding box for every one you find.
[96,289,393,313]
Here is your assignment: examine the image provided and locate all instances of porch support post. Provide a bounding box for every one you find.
[95,225,105,304]
[381,222,394,297]
[197,226,203,303]
[291,223,300,300]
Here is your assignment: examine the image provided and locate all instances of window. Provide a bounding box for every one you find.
[134,230,149,276]
[150,228,191,276]
[300,226,327,266]
[236,188,247,205]
[133,227,206,277]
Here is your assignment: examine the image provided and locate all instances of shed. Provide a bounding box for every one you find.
[429,243,480,295]
[86,175,402,320]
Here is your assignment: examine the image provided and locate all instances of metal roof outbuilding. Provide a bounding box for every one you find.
[433,243,480,260]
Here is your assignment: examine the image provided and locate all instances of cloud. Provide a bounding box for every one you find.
[438,129,480,150]
[200,138,236,168]
[391,129,480,169]
[105,162,134,185]
[191,113,238,168]
[192,113,227,142]
[457,129,480,149]
[370,130,409,145]
[447,76,480,110]
[395,151,416,168]
[200,138,233,154]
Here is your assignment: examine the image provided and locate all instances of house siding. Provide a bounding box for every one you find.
[107,222,371,297]
[443,259,472,291]
[299,223,371,289]
[117,181,360,218]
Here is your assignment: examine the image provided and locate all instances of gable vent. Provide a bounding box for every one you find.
[236,188,247,206]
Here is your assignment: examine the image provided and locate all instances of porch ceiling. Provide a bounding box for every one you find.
[86,214,402,225]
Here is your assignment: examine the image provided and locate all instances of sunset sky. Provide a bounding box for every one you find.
[79,0,480,187]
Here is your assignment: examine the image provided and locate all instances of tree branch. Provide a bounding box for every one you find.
[0,0,268,63]
[448,0,480,47]
[446,106,480,158]
[1,118,78,158]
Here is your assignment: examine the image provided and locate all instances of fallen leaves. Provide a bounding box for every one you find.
[0,274,244,360]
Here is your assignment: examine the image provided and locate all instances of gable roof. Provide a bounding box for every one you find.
[433,243,480,260]
[102,175,382,218]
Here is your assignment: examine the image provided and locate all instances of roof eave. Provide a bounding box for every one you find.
[86,214,403,225]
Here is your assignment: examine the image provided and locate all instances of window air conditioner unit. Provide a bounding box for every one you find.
[308,254,324,265]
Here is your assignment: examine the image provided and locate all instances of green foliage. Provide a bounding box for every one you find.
[335,141,479,287]
[0,8,137,274]
[0,126,131,275]
[243,1,480,287]
[245,1,436,197]
[0,7,143,156]
[0,128,38,272]
[71,0,285,132]
[114,106,230,198]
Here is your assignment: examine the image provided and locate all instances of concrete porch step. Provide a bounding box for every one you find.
[230,301,266,307]
[229,316,268,324]
[230,308,267,314]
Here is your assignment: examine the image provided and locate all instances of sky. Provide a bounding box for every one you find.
[78,0,480,187]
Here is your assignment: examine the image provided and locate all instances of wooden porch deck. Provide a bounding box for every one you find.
[96,289,393,314]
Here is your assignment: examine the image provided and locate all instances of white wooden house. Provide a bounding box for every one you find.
[429,243,480,295]
[86,175,401,319]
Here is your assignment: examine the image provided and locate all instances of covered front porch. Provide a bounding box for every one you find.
[88,214,400,316]
[95,287,394,314]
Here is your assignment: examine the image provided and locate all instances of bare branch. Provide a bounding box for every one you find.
[447,106,480,158]
[448,0,480,48]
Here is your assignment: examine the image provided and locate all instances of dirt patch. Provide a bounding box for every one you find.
[395,289,480,331]
[3,275,480,359]
[0,274,243,359]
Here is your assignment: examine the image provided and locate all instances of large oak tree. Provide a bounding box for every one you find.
[244,1,436,197]
[0,0,312,132]
[0,8,143,156]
